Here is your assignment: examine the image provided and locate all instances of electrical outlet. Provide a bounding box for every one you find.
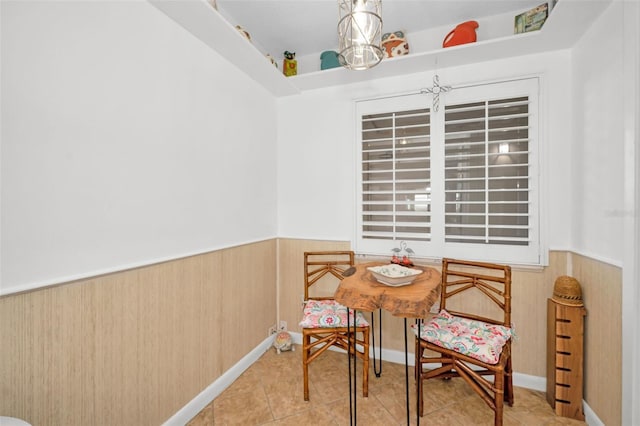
[268,325,277,335]
[278,320,287,331]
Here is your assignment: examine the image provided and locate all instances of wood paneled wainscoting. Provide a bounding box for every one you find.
[571,253,622,426]
[0,239,277,426]
[0,238,622,426]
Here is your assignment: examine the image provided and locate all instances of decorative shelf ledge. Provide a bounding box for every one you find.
[149,0,610,97]
[149,0,300,96]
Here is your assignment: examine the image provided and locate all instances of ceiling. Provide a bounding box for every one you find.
[215,0,547,58]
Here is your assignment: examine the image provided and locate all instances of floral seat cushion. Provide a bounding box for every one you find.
[413,309,512,364]
[299,299,369,328]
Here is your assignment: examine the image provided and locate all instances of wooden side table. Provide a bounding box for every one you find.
[334,262,441,318]
[546,298,587,420]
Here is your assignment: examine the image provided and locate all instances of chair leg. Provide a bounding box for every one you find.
[505,356,514,406]
[494,372,504,426]
[302,334,310,401]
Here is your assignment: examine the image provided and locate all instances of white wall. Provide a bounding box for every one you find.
[572,2,639,424]
[277,50,574,262]
[570,1,625,266]
[0,1,278,294]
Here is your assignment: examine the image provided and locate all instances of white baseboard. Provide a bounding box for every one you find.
[162,335,274,426]
[583,400,604,426]
[513,372,546,392]
[168,331,603,426]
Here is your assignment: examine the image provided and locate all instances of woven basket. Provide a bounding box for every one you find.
[552,276,584,306]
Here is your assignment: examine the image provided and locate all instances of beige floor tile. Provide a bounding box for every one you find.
[216,367,264,400]
[262,405,338,425]
[190,344,586,426]
[328,394,399,426]
[213,386,274,425]
[370,374,420,421]
[264,378,317,420]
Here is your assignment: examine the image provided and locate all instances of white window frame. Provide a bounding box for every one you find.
[355,77,542,266]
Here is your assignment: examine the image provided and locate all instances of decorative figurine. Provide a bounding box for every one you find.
[381,31,409,58]
[391,241,415,267]
[283,51,297,77]
[273,331,294,354]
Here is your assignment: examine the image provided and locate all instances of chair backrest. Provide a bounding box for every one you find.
[304,251,354,301]
[439,258,511,327]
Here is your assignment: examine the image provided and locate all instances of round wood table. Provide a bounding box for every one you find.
[334,262,441,426]
[334,262,441,317]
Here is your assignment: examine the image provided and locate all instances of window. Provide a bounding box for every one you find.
[356,78,541,265]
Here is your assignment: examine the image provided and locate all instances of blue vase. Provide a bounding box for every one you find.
[320,51,341,70]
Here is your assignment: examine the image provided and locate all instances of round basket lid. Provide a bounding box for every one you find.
[552,276,584,306]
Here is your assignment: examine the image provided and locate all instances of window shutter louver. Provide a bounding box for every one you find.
[444,97,531,246]
[361,108,432,242]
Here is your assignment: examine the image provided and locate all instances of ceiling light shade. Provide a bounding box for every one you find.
[337,0,383,70]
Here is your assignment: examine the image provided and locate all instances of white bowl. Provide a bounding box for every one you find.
[367,264,423,287]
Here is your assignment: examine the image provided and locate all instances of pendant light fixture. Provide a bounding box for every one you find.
[337,0,383,70]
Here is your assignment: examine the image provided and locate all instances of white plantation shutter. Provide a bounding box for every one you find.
[356,78,541,265]
[444,97,531,245]
[360,106,431,242]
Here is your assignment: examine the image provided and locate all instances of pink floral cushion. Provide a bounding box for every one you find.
[412,309,512,364]
[299,299,369,328]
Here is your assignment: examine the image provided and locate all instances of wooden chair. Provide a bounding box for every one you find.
[300,251,370,401]
[414,258,513,425]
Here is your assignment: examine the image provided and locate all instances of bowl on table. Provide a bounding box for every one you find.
[367,264,423,287]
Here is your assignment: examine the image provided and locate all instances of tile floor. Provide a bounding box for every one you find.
[187,345,586,425]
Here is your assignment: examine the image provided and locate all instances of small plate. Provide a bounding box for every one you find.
[367,264,423,287]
